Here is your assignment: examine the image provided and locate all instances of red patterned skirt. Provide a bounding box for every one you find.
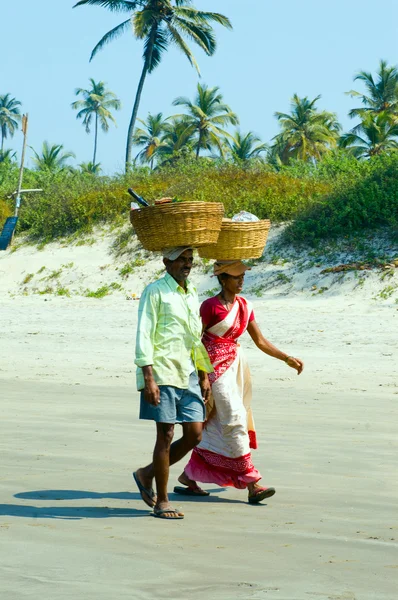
[185,447,261,490]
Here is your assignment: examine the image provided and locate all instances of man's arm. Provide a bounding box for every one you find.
[135,287,161,403]
[142,365,160,406]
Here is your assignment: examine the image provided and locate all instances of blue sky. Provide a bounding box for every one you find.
[2,0,398,172]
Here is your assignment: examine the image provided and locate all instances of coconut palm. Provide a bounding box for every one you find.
[79,161,102,174]
[132,112,168,168]
[160,117,194,153]
[339,112,398,159]
[172,83,239,158]
[31,142,76,172]
[0,149,17,164]
[272,94,341,164]
[225,130,268,162]
[0,94,22,152]
[347,60,398,119]
[73,0,232,170]
[72,79,121,164]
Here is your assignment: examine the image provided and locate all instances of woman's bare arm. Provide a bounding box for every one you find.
[247,320,304,375]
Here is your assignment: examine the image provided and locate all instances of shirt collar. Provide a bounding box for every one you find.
[164,272,194,294]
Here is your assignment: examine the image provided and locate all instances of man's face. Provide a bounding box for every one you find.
[164,250,194,284]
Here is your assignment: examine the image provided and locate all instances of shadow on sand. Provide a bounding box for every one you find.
[4,487,260,520]
[14,488,229,502]
[0,503,149,519]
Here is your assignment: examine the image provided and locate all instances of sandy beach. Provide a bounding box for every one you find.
[1,237,398,600]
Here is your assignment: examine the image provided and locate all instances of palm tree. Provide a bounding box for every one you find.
[0,149,17,164]
[71,79,121,164]
[172,83,239,158]
[132,112,168,168]
[225,130,268,162]
[347,60,398,119]
[272,94,341,164]
[73,0,232,170]
[339,112,398,159]
[79,161,102,174]
[31,142,76,172]
[0,94,22,152]
[160,116,195,154]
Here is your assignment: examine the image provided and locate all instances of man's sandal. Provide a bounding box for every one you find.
[153,507,184,520]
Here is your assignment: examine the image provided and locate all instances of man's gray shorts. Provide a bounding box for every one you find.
[139,371,205,424]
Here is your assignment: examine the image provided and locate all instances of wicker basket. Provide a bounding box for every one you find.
[130,202,224,251]
[198,219,271,260]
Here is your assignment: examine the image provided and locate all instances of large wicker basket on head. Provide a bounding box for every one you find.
[130,201,224,251]
[198,218,271,260]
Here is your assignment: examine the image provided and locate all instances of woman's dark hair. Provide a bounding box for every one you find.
[217,273,229,287]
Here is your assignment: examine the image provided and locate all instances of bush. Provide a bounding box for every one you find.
[285,153,398,245]
[0,198,12,229]
[12,161,330,240]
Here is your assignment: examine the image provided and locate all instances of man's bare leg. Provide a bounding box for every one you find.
[151,423,184,518]
[138,422,203,510]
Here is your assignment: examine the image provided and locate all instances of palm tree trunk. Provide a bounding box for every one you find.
[1,127,4,152]
[125,66,148,171]
[93,113,98,165]
[125,26,157,172]
[196,130,203,159]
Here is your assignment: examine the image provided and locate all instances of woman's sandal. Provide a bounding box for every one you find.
[248,487,276,504]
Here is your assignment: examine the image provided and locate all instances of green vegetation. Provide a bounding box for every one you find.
[0,94,21,151]
[31,142,75,172]
[1,60,398,250]
[1,161,327,240]
[173,83,238,158]
[55,286,71,297]
[119,257,146,279]
[73,0,232,170]
[85,282,123,298]
[284,152,398,244]
[272,95,341,165]
[72,78,121,164]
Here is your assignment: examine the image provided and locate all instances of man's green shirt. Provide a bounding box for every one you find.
[135,273,212,390]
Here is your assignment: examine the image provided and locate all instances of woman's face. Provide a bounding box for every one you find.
[223,273,245,295]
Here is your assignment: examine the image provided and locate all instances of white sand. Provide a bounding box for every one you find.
[0,232,397,599]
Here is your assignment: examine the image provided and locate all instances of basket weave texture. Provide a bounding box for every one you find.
[130,202,224,251]
[198,219,271,260]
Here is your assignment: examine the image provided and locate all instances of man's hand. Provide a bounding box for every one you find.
[198,371,211,404]
[144,379,160,405]
[142,366,160,405]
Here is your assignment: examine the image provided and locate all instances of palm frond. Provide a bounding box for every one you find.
[167,23,200,73]
[143,24,170,72]
[174,7,232,29]
[171,16,216,55]
[89,18,132,60]
[73,0,142,12]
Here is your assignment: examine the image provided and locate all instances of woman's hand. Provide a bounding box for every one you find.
[198,371,211,404]
[286,356,304,375]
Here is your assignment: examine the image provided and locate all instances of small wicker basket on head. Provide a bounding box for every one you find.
[198,219,271,260]
[130,201,224,251]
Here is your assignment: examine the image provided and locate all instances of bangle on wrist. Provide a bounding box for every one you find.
[284,355,293,363]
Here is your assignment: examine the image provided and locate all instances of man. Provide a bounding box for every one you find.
[133,247,212,520]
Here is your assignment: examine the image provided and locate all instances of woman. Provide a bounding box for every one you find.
[175,260,304,504]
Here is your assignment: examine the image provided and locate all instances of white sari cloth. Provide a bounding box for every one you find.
[185,296,261,489]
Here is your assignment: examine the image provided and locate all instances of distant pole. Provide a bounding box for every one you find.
[15,113,28,218]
